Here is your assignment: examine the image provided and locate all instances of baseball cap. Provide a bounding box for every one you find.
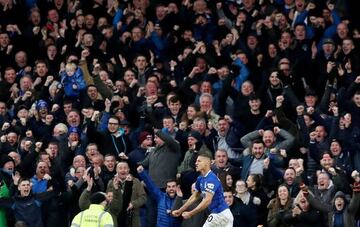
[323,38,335,45]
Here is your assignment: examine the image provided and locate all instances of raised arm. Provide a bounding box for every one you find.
[276,128,295,151]
[137,166,161,202]
[241,130,262,148]
[156,130,180,153]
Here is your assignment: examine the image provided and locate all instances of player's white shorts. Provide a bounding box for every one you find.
[203,208,234,227]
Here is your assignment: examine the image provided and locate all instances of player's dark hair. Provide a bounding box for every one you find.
[198,152,212,160]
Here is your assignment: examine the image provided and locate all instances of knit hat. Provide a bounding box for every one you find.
[305,89,317,97]
[247,31,258,38]
[36,100,48,110]
[119,119,130,126]
[334,191,345,200]
[68,127,80,135]
[0,155,15,167]
[17,105,28,111]
[139,131,151,144]
[90,192,107,204]
[187,131,202,141]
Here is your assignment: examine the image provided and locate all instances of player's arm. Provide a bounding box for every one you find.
[184,191,213,218]
[172,191,201,216]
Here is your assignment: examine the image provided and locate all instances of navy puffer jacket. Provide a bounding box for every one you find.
[139,171,182,227]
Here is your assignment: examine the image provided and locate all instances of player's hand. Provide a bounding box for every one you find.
[182,211,192,219]
[171,209,182,217]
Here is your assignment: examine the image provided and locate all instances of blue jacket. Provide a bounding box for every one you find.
[139,171,181,227]
[60,67,86,97]
[233,58,250,92]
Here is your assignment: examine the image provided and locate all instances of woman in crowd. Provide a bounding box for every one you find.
[267,184,294,227]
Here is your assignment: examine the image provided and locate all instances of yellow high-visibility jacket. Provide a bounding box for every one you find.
[71,204,114,227]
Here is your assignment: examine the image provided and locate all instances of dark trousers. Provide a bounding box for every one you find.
[145,194,158,227]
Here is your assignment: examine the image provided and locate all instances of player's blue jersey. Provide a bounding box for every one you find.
[195,170,228,213]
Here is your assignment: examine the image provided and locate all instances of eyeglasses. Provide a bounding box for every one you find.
[108,122,119,125]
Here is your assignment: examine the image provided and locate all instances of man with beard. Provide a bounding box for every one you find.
[137,165,182,227]
[83,85,105,111]
[241,126,294,170]
[282,168,301,198]
[137,128,180,227]
[231,139,273,181]
[99,154,117,190]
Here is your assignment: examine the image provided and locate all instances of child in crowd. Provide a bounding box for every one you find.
[60,62,86,99]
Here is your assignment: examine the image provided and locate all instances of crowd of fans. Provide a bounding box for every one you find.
[0,0,360,226]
